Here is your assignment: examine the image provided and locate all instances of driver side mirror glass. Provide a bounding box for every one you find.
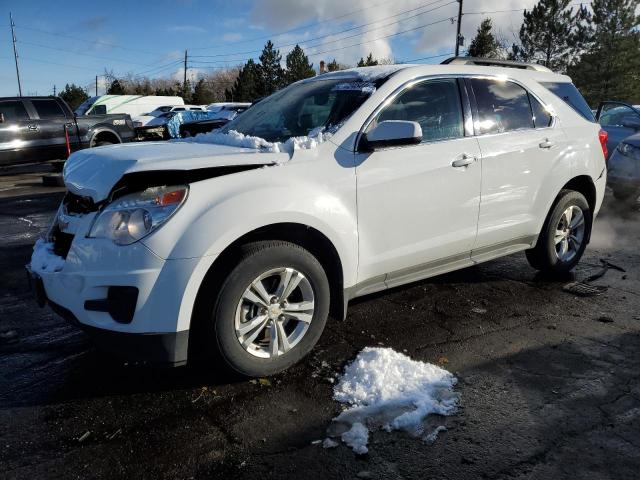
[361,120,422,151]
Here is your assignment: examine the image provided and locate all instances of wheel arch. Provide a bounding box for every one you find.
[90,128,122,146]
[188,222,347,357]
[561,175,596,243]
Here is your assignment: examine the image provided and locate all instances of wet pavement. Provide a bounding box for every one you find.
[1,178,639,480]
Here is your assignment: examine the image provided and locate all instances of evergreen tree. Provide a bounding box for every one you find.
[511,0,589,71]
[259,40,284,95]
[285,45,315,85]
[58,83,89,110]
[467,18,502,58]
[357,53,379,67]
[192,79,214,104]
[228,59,263,102]
[107,79,126,94]
[327,59,342,72]
[568,0,640,105]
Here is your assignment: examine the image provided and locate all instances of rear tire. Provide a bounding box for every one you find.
[526,190,592,274]
[210,241,330,377]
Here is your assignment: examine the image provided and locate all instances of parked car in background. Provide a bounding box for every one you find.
[180,103,251,138]
[607,131,640,201]
[0,96,134,166]
[29,60,607,375]
[75,95,184,118]
[206,102,251,113]
[134,105,209,127]
[596,101,640,158]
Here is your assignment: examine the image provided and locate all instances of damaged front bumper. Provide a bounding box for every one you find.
[27,202,203,366]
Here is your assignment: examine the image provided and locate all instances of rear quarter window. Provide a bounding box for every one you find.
[540,82,595,122]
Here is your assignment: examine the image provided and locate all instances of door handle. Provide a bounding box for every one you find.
[451,154,477,168]
[539,139,556,149]
[26,124,39,132]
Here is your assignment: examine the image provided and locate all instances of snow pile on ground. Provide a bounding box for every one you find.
[31,239,65,273]
[175,128,331,157]
[327,347,459,454]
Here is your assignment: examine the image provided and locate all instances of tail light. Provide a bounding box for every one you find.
[598,129,608,161]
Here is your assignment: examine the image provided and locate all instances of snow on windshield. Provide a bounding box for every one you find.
[174,128,332,157]
[325,347,459,454]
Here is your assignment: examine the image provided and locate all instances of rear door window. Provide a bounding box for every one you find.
[371,78,464,143]
[540,82,595,122]
[530,95,553,128]
[31,99,66,119]
[0,100,29,122]
[470,79,534,134]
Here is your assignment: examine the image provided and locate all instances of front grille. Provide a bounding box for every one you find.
[63,192,98,214]
[51,226,74,259]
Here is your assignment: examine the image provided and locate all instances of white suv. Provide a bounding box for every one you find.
[29,59,607,376]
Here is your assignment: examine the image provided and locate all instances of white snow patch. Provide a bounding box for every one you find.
[31,238,65,273]
[173,128,331,159]
[341,422,369,454]
[328,347,458,454]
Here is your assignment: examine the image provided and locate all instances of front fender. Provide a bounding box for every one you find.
[142,152,358,288]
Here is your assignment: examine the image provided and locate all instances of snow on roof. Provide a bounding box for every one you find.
[308,64,409,83]
[325,347,459,454]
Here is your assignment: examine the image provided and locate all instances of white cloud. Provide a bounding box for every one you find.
[248,0,540,65]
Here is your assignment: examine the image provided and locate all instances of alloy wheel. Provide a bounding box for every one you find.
[234,267,315,359]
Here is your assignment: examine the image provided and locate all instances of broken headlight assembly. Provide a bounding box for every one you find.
[617,142,640,160]
[88,185,188,245]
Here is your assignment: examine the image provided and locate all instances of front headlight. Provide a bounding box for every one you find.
[617,142,640,160]
[88,185,188,245]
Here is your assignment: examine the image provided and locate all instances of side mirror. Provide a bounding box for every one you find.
[0,113,4,123]
[361,120,422,151]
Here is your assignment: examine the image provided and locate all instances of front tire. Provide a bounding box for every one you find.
[526,190,592,274]
[212,241,330,377]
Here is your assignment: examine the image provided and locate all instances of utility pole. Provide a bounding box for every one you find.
[454,0,464,57]
[10,12,23,97]
[95,75,98,96]
[183,50,188,96]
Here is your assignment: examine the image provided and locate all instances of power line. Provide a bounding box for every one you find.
[402,52,455,62]
[303,16,454,60]
[17,40,155,67]
[14,24,164,56]
[191,0,455,59]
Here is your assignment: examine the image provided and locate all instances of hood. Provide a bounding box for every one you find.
[63,141,287,202]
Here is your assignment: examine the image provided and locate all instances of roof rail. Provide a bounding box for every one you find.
[441,56,553,72]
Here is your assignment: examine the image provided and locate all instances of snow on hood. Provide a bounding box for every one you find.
[325,347,459,454]
[173,128,332,155]
[63,141,287,202]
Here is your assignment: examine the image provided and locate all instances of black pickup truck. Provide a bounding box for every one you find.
[0,96,135,166]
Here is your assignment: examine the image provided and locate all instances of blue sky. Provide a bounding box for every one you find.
[1,0,538,97]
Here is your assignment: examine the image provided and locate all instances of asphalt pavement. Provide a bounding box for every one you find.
[1,175,639,480]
